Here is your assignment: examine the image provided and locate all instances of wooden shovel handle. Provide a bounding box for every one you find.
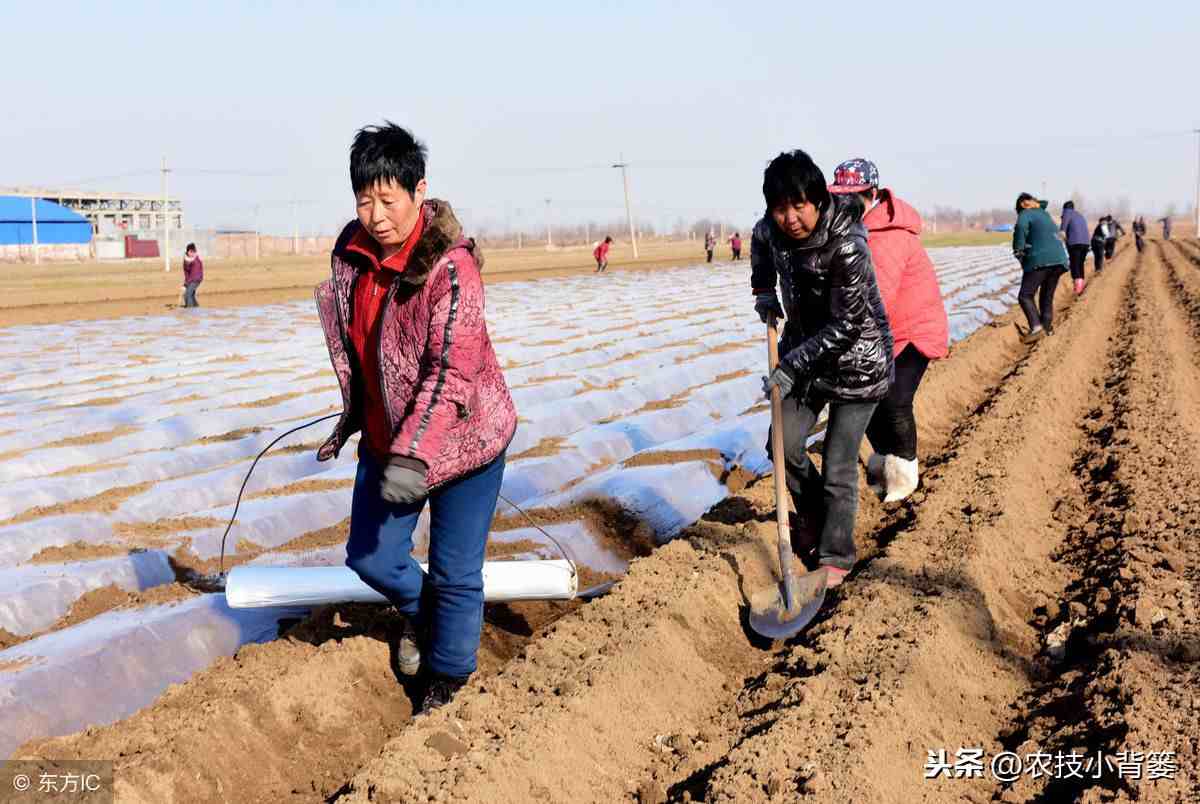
[767,316,795,591]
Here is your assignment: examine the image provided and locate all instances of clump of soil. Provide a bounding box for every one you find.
[41,425,140,450]
[0,628,25,651]
[198,427,263,444]
[47,460,130,478]
[246,477,352,500]
[52,396,124,409]
[230,391,305,409]
[29,542,133,564]
[0,481,152,527]
[491,497,659,562]
[510,436,566,461]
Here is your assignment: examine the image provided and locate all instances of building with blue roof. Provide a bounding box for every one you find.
[0,197,93,246]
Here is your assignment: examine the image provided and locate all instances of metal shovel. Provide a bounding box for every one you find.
[748,315,829,639]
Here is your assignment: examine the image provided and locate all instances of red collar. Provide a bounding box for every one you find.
[345,212,425,273]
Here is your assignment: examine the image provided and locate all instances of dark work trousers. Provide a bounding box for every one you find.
[706,249,714,263]
[345,445,506,679]
[769,393,877,570]
[1104,238,1116,259]
[1067,244,1089,281]
[732,248,741,260]
[1018,265,1065,332]
[1091,239,1106,273]
[1135,234,1145,253]
[183,282,200,307]
[865,344,930,461]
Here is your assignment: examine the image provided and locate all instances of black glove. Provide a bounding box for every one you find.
[381,457,428,504]
[762,364,796,399]
[754,292,785,324]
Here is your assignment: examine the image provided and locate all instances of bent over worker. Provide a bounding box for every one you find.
[751,149,894,588]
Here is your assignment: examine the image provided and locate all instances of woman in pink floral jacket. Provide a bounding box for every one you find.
[316,123,516,713]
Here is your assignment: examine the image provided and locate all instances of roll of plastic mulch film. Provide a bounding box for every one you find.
[225,561,578,608]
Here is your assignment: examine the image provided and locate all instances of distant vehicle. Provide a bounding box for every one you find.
[985,224,1014,233]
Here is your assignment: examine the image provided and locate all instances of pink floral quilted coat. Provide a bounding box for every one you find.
[315,200,517,489]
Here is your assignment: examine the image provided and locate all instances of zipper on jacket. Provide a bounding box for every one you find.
[377,277,400,440]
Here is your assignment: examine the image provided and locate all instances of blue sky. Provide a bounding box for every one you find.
[3,0,1197,235]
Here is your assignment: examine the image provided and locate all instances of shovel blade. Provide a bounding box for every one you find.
[748,567,828,639]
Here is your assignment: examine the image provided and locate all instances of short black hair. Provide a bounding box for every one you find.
[185,242,197,253]
[1014,192,1036,214]
[604,235,613,243]
[762,150,830,211]
[1062,200,1075,210]
[350,121,427,196]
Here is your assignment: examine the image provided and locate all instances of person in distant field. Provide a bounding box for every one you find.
[593,235,612,273]
[1133,216,1147,253]
[316,122,516,714]
[705,230,716,263]
[1104,215,1124,259]
[752,149,894,588]
[1091,216,1111,273]
[729,231,743,260]
[182,243,203,308]
[827,158,948,504]
[1159,216,1172,240]
[1059,200,1091,294]
[1013,193,1069,343]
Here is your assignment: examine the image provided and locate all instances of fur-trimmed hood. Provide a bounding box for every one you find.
[333,199,480,288]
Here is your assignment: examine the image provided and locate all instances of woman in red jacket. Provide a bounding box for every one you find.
[828,159,948,502]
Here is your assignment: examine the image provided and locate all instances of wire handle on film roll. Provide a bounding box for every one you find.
[217,412,341,575]
[216,416,577,585]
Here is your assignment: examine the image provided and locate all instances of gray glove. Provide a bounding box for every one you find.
[381,458,428,505]
[762,365,796,399]
[754,292,785,324]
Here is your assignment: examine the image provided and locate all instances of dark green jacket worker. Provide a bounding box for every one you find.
[1013,200,1068,272]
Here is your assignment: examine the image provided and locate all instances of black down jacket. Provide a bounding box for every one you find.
[750,194,894,402]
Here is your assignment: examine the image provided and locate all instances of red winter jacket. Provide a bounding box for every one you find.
[861,191,949,360]
[315,200,517,489]
[183,256,203,284]
[593,240,610,262]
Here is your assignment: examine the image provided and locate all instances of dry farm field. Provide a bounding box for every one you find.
[1,239,1197,803]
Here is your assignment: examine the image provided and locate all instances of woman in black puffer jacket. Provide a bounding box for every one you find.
[751,149,894,587]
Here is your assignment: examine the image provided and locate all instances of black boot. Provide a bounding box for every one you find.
[420,673,467,714]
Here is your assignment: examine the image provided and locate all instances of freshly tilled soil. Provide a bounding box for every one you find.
[19,241,1200,803]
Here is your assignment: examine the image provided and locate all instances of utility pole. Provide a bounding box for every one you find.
[162,156,171,271]
[544,198,552,247]
[1194,129,1200,236]
[585,221,590,246]
[30,196,39,265]
[612,156,639,259]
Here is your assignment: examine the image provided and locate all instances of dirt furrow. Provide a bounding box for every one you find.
[16,257,1141,804]
[990,242,1200,802]
[16,598,585,803]
[688,251,1137,802]
[321,275,1091,802]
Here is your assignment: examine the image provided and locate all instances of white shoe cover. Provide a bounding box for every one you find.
[882,455,919,503]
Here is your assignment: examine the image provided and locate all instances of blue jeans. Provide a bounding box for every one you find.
[346,447,505,679]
